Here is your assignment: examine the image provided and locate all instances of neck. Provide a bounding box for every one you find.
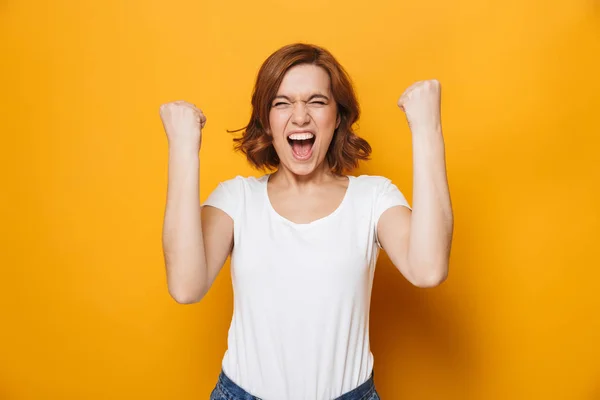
[270,161,340,189]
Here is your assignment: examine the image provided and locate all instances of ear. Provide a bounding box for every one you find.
[336,114,341,130]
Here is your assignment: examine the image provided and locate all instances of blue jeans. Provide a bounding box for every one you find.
[209,369,380,400]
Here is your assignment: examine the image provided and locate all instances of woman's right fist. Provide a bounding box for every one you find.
[159,101,206,150]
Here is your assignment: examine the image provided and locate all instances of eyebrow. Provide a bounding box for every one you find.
[273,94,330,102]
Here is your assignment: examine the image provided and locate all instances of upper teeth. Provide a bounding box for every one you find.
[288,133,314,140]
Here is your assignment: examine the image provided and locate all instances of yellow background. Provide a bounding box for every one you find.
[2,0,599,399]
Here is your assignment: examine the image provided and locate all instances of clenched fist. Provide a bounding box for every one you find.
[398,80,441,134]
[159,100,206,150]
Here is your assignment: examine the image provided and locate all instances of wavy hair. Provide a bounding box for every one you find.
[231,43,371,175]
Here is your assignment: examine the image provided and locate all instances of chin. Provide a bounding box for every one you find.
[280,151,330,176]
[281,160,318,176]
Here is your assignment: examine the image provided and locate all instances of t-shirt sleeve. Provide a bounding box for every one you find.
[374,178,411,248]
[201,178,241,221]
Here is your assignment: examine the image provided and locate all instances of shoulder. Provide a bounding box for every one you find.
[214,174,268,192]
[350,174,396,193]
[206,174,268,204]
[350,174,410,209]
[347,175,396,206]
[203,175,268,221]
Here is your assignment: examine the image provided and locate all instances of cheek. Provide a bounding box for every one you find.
[269,111,287,133]
[268,111,287,147]
[315,108,338,130]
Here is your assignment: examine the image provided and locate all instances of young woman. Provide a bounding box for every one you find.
[159,43,453,400]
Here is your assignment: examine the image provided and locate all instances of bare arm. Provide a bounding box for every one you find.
[378,80,454,288]
[378,131,452,287]
[160,101,233,304]
[162,147,206,303]
[201,205,234,295]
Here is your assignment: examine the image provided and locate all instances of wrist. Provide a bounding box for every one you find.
[168,138,200,153]
[168,143,200,159]
[410,124,442,137]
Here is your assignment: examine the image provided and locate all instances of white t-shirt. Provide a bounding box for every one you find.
[203,174,410,400]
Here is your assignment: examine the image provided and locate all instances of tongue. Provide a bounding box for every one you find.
[292,140,312,157]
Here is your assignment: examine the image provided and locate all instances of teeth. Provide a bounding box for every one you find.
[288,133,314,140]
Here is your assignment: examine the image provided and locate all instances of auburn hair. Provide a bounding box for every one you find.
[231,43,371,175]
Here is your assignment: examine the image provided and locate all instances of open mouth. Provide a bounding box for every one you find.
[287,132,316,160]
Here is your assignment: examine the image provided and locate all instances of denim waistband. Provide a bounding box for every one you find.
[216,369,376,400]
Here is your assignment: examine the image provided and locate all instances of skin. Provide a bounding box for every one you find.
[266,63,348,224]
[159,65,453,304]
[378,79,453,288]
[268,64,339,181]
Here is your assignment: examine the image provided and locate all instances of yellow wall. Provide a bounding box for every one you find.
[2,1,599,399]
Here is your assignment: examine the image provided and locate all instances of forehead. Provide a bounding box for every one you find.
[277,64,332,95]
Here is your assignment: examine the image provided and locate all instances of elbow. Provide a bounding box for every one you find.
[167,283,206,305]
[170,291,202,305]
[407,262,448,288]
[163,256,208,304]
[169,289,204,305]
[412,272,447,288]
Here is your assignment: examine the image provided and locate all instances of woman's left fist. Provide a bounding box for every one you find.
[398,79,442,133]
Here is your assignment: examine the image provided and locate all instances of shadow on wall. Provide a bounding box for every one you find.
[370,252,480,400]
[355,143,481,397]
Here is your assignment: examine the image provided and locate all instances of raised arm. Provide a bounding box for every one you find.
[377,80,454,288]
[160,101,233,304]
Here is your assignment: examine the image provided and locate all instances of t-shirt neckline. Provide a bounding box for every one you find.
[263,174,353,228]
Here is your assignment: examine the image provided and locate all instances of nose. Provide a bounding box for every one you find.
[291,102,310,126]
